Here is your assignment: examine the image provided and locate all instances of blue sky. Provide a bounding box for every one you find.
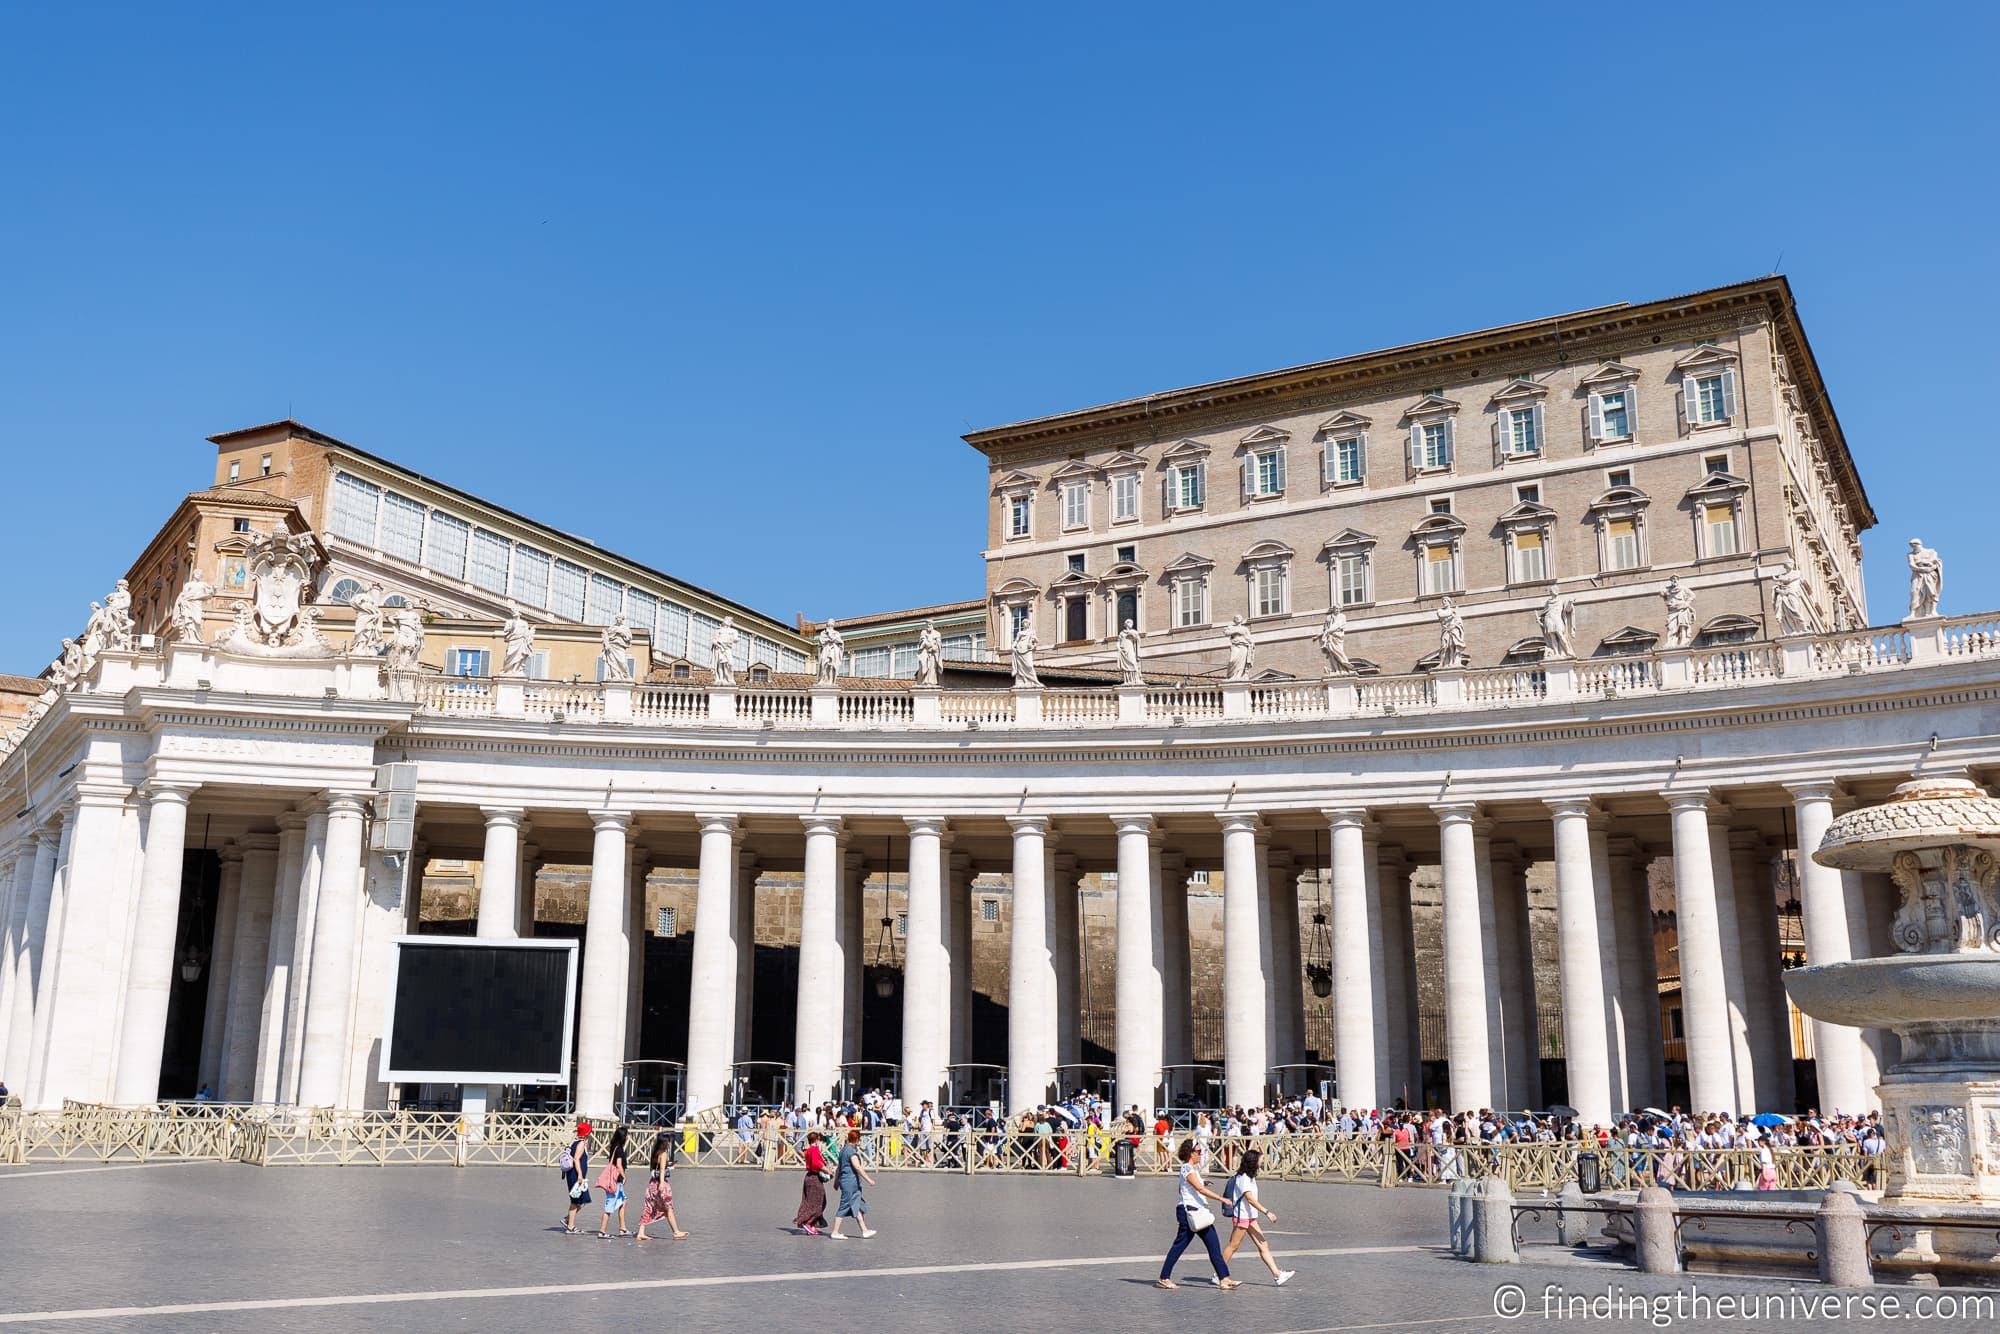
[2,3,1994,673]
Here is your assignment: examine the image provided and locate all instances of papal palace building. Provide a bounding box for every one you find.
[1,276,1991,1132]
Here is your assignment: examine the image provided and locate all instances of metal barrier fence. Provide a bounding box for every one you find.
[0,1105,1873,1192]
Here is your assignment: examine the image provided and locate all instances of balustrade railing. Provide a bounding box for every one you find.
[1576,657,1659,695]
[525,681,603,721]
[1689,643,1781,686]
[1044,689,1118,725]
[939,691,1014,725]
[1250,683,1326,718]
[1941,613,2000,658]
[1355,675,1433,711]
[837,692,915,726]
[740,690,811,725]
[1145,686,1224,721]
[1463,667,1545,704]
[634,685,708,724]
[1810,627,1911,672]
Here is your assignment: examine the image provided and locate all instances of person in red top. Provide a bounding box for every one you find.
[794,1130,830,1236]
[1153,1114,1172,1172]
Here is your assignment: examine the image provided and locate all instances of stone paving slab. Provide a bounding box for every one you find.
[0,1163,1993,1332]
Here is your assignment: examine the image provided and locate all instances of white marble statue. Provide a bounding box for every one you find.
[102,579,135,651]
[1538,590,1577,660]
[348,582,386,655]
[387,606,426,673]
[710,616,740,686]
[50,638,85,691]
[1116,620,1143,686]
[1317,608,1354,675]
[171,570,214,646]
[1662,577,1696,649]
[80,601,110,659]
[915,620,944,688]
[500,604,536,677]
[1773,563,1814,636]
[599,614,635,683]
[1010,627,1040,688]
[1225,615,1254,682]
[1908,539,1943,619]
[1437,597,1466,669]
[815,620,844,687]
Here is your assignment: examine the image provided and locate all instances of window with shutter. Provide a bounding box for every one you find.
[1704,503,1738,556]
[1513,530,1546,583]
[1061,482,1088,530]
[1336,553,1369,606]
[1422,544,1456,595]
[1112,473,1138,521]
[1606,519,1640,570]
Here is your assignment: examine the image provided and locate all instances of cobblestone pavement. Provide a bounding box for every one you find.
[0,1162,1994,1332]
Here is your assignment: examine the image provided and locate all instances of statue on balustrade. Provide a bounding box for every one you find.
[101,579,135,651]
[171,570,214,646]
[600,614,635,683]
[709,616,740,686]
[1772,564,1814,637]
[1117,620,1143,686]
[815,620,844,687]
[50,638,86,692]
[1436,597,1466,669]
[387,606,426,673]
[79,602,110,659]
[1662,576,1696,649]
[1909,538,1944,619]
[1011,627,1041,688]
[1317,608,1354,675]
[915,620,944,688]
[348,582,386,656]
[500,604,536,677]
[1226,615,1254,681]
[1538,590,1576,660]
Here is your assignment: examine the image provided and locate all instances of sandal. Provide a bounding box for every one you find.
[618,1230,632,1237]
[563,1225,578,1235]
[596,1232,609,1240]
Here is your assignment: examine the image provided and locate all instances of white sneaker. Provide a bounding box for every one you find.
[1276,1270,1295,1286]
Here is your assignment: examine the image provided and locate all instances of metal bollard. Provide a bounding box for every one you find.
[1632,1185,1679,1275]
[1557,1180,1588,1246]
[1447,1175,1476,1256]
[1816,1188,1872,1287]
[1474,1176,1518,1264]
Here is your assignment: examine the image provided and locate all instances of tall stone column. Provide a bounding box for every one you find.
[732,851,758,1064]
[1436,804,1492,1111]
[1005,816,1054,1113]
[1488,842,1534,1112]
[1113,815,1163,1114]
[1706,815,1756,1114]
[296,793,368,1109]
[1360,824,1393,1108]
[0,848,18,1081]
[1268,851,1304,1068]
[901,816,948,1110]
[220,837,278,1102]
[1607,838,1665,1111]
[684,814,739,1114]
[626,853,648,1063]
[1730,833,1788,1113]
[838,847,864,1066]
[112,783,196,1105]
[571,811,634,1118]
[195,845,246,1095]
[1050,849,1081,1072]
[1376,843,1416,1107]
[515,836,540,939]
[1667,792,1737,1116]
[794,816,844,1105]
[475,808,524,939]
[1219,813,1268,1108]
[346,843,413,1110]
[1327,809,1377,1112]
[9,822,65,1095]
[1471,822,1508,1104]
[1548,799,1614,1126]
[1157,848,1192,1067]
[32,790,137,1107]
[1785,781,1866,1112]
[254,811,307,1105]
[279,803,329,1105]
[946,850,974,1068]
[1586,817,1630,1113]
[23,807,78,1107]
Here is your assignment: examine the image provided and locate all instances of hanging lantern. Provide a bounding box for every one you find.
[871,833,901,997]
[1304,830,1334,1000]
[179,940,205,983]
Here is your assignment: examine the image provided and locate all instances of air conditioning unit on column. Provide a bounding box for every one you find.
[371,761,417,853]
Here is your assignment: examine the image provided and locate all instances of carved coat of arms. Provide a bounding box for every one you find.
[214,533,336,657]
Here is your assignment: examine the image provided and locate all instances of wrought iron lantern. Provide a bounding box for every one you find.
[1305,829,1333,999]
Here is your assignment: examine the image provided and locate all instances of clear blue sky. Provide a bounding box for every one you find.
[2,3,1994,673]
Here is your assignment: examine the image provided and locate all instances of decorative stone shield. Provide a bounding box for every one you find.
[214,533,336,657]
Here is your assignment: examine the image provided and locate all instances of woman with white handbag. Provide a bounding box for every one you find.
[1155,1138,1240,1290]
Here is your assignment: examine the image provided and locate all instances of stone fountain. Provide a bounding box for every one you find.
[1785,776,2000,1207]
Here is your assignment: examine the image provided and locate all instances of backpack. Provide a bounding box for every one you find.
[558,1141,576,1175]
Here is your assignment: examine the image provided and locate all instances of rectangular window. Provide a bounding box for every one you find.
[549,560,588,620]
[1174,577,1207,627]
[1008,495,1031,538]
[1112,473,1138,521]
[1253,566,1286,617]
[510,546,551,609]
[468,528,511,594]
[586,575,625,626]
[1703,453,1730,475]
[656,906,677,936]
[527,649,549,679]
[1594,390,1632,442]
[746,635,773,671]
[851,645,890,676]
[1504,406,1540,455]
[1691,371,1736,425]
[1007,603,1031,645]
[1514,530,1546,583]
[330,473,381,544]
[1336,554,1368,606]
[656,601,690,658]
[424,511,469,580]
[1606,519,1640,571]
[1516,484,1540,504]
[1421,422,1451,469]
[980,898,1000,923]
[1423,545,1456,595]
[626,589,659,637]
[1067,553,1085,573]
[1173,462,1205,510]
[1332,436,1364,484]
[595,654,636,682]
[1061,481,1088,529]
[1704,503,1738,556]
[688,612,718,666]
[1063,595,1088,642]
[448,648,490,677]
[892,643,919,677]
[379,491,426,563]
[1115,544,1136,564]
[1606,468,1633,489]
[1251,449,1283,497]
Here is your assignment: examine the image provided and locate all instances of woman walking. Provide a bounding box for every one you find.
[828,1127,878,1239]
[1220,1149,1295,1285]
[635,1131,689,1242]
[595,1126,631,1239]
[794,1130,830,1236]
[1156,1139,1239,1290]
[560,1120,593,1235]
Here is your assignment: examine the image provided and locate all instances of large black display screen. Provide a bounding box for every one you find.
[384,939,575,1083]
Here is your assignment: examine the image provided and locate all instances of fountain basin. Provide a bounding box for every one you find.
[1784,955,2000,1030]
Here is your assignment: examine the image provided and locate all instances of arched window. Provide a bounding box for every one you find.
[382,594,408,608]
[326,578,364,606]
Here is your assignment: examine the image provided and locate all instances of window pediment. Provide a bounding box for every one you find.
[1402,393,1461,421]
[1502,636,1549,662]
[1495,500,1557,529]
[1048,460,1102,482]
[1048,568,1097,591]
[1162,551,1215,576]
[1322,527,1378,554]
[1241,540,1294,566]
[1578,360,1642,388]
[1588,485,1652,513]
[1100,561,1148,587]
[1673,344,1740,374]
[1697,613,1759,636]
[1238,424,1290,448]
[1685,471,1749,500]
[1489,378,1550,406]
[1161,439,1211,462]
[1598,625,1659,652]
[994,577,1040,599]
[1410,513,1467,540]
[1098,450,1148,472]
[1316,410,1372,434]
[994,470,1039,495]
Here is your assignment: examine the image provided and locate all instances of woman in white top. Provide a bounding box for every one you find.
[1155,1139,1239,1290]
[1220,1149,1294,1285]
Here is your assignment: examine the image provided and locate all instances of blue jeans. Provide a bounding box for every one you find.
[1160,1205,1230,1281]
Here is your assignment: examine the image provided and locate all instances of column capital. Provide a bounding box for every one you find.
[1728,829,1767,854]
[1110,815,1157,837]
[903,815,949,838]
[141,781,196,808]
[1006,814,1050,836]
[1156,847,1187,873]
[217,842,245,866]
[1432,801,1481,825]
[323,790,371,818]
[274,808,310,834]
[947,849,974,874]
[694,812,738,837]
[1605,834,1646,861]
[35,822,65,850]
[1216,811,1264,835]
[1783,780,1838,804]
[1664,789,1713,814]
[590,809,635,834]
[1544,797,1597,821]
[1322,806,1372,831]
[1488,839,1524,867]
[480,806,527,828]
[72,782,131,811]
[801,814,844,838]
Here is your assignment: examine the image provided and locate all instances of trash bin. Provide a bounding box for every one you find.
[1113,1137,1136,1178]
[1576,1150,1601,1194]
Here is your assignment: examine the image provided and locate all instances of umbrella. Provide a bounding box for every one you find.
[1546,1104,1579,1118]
[1750,1113,1793,1127]
[1048,1104,1082,1126]
[1640,1108,1671,1119]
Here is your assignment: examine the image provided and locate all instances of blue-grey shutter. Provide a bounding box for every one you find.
[1720,367,1738,420]
[1531,402,1545,453]
[1407,423,1422,472]
[1274,448,1287,494]
[1588,393,1604,443]
[1355,433,1368,480]
[1441,417,1455,468]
